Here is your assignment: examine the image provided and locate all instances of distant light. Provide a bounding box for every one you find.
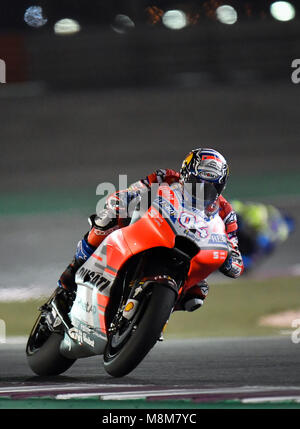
[216,5,238,25]
[24,6,47,28]
[270,1,296,21]
[111,14,135,34]
[162,10,188,30]
[54,19,81,35]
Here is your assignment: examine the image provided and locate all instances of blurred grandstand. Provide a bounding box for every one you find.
[0,1,299,294]
[0,1,299,87]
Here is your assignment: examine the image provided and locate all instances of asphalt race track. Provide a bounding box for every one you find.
[1,199,300,404]
[0,336,300,403]
[1,208,299,404]
[1,86,300,405]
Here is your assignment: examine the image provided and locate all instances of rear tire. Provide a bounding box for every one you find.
[103,285,176,377]
[26,310,76,376]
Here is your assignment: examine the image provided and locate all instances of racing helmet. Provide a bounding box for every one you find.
[180,148,229,205]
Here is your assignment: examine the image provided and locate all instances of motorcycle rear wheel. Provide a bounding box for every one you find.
[26,312,76,376]
[103,284,176,377]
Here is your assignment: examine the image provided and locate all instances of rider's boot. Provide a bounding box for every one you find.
[54,235,97,327]
[53,258,81,328]
[58,257,81,293]
[54,213,117,325]
[54,212,121,328]
[175,280,209,312]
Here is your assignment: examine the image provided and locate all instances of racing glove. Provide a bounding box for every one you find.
[143,169,180,187]
[219,235,244,278]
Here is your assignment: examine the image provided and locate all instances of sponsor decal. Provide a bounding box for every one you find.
[125,302,134,312]
[68,327,82,343]
[77,298,97,314]
[206,160,220,169]
[204,172,218,178]
[178,212,196,228]
[148,210,164,227]
[212,250,227,260]
[197,227,209,239]
[68,326,95,347]
[209,233,227,244]
[122,299,139,320]
[82,332,95,347]
[178,212,209,240]
[153,196,178,223]
[224,211,237,225]
[78,267,110,290]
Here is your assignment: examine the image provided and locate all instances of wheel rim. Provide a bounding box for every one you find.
[105,295,148,361]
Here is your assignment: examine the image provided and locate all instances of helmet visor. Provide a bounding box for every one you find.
[183,175,219,206]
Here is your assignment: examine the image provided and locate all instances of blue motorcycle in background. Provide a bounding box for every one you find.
[231,200,295,272]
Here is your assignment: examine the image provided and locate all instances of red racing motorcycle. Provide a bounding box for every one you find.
[26,183,229,377]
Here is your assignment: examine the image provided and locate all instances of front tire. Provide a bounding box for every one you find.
[103,285,176,377]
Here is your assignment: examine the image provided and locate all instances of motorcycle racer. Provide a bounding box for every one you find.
[57,148,244,315]
[230,199,294,271]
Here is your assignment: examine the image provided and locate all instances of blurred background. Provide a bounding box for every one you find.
[0,1,299,336]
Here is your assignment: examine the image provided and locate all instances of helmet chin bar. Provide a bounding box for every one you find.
[184,176,219,203]
[179,181,220,214]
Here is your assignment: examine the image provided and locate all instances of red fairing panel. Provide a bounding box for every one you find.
[185,249,228,288]
[105,206,176,274]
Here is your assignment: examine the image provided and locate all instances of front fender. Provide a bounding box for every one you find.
[138,275,179,297]
[121,274,178,322]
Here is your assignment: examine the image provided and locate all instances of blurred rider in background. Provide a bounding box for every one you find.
[56,148,244,315]
[231,200,294,271]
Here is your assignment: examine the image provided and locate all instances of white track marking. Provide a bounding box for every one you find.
[242,396,300,404]
[0,384,139,394]
[57,393,106,400]
[97,386,300,401]
[2,385,300,401]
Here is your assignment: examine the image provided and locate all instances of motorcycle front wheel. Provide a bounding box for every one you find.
[103,284,176,377]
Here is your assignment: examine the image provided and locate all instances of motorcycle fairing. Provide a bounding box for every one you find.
[60,183,229,359]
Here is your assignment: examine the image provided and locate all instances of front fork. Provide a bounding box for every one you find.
[120,275,179,323]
